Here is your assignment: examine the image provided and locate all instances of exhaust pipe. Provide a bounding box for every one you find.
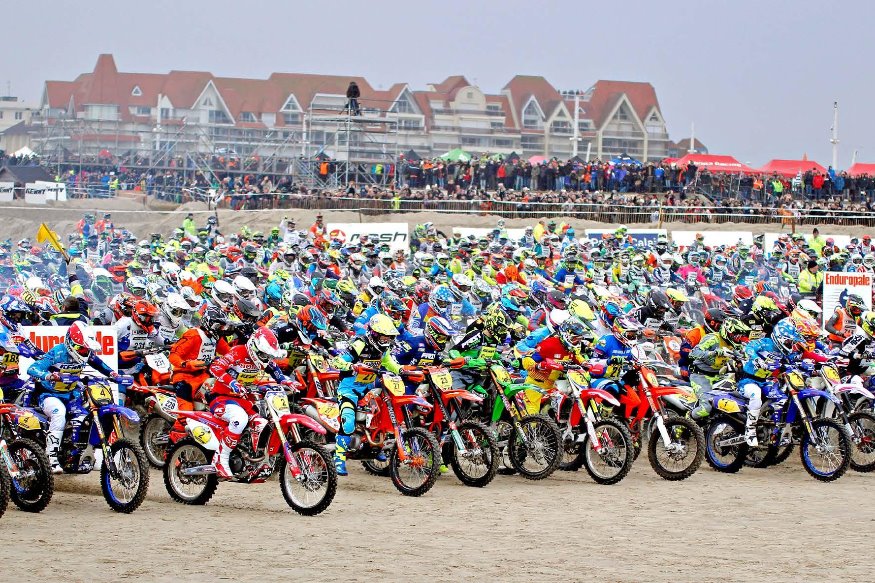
[181,464,217,476]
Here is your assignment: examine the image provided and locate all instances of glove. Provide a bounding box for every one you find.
[608,356,625,366]
[187,360,208,371]
[353,363,376,375]
[229,380,244,394]
[447,356,467,369]
[112,373,134,386]
[538,359,563,372]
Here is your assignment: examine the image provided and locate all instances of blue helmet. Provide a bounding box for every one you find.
[428,285,455,315]
[263,281,284,308]
[771,319,804,354]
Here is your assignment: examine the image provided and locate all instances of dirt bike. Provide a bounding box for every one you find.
[163,382,337,515]
[807,361,875,473]
[24,373,149,512]
[326,367,442,496]
[604,357,705,481]
[0,388,54,513]
[541,364,634,485]
[121,348,173,414]
[704,361,852,481]
[416,364,499,487]
[467,363,562,480]
[293,352,342,442]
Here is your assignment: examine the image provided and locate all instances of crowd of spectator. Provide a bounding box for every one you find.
[4,149,875,224]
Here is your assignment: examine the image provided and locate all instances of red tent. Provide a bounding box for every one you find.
[758,159,826,177]
[673,153,754,173]
[848,163,875,176]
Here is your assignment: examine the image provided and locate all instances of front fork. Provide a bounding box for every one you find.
[648,390,674,448]
[0,438,20,479]
[580,399,604,453]
[436,389,467,454]
[270,407,302,478]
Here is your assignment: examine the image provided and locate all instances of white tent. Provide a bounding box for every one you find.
[13,146,36,157]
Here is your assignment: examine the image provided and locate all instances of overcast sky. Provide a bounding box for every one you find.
[3,0,871,167]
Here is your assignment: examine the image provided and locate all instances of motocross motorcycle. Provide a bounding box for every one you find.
[416,364,499,487]
[603,357,705,481]
[703,358,852,481]
[163,382,337,515]
[0,387,54,513]
[24,374,149,513]
[542,364,634,485]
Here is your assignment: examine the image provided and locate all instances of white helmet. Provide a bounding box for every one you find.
[233,275,257,300]
[162,292,190,327]
[161,262,181,285]
[797,299,822,318]
[865,254,875,268]
[547,309,571,332]
[211,279,237,310]
[179,286,200,308]
[25,276,47,296]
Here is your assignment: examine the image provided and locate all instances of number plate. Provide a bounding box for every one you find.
[89,384,113,404]
[355,359,379,384]
[478,346,496,360]
[156,393,177,412]
[431,368,453,391]
[267,391,290,414]
[787,371,804,388]
[146,353,171,372]
[317,402,340,419]
[567,370,588,387]
[383,374,406,396]
[491,365,510,385]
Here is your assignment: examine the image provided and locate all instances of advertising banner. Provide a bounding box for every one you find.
[0,181,13,202]
[585,229,666,248]
[24,183,47,205]
[822,271,874,328]
[17,326,119,381]
[326,222,409,252]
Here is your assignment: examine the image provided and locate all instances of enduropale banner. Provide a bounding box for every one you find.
[585,228,666,247]
[672,230,753,248]
[822,271,874,328]
[0,181,13,202]
[17,325,119,381]
[326,222,409,252]
[24,183,47,205]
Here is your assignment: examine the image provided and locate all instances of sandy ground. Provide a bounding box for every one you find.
[2,458,872,582]
[0,198,862,241]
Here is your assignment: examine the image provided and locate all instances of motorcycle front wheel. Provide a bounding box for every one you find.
[447,420,499,487]
[278,440,337,516]
[705,417,749,474]
[848,411,875,472]
[582,418,634,485]
[390,427,440,496]
[800,418,851,482]
[101,438,149,513]
[648,416,705,481]
[7,438,54,513]
[508,415,561,480]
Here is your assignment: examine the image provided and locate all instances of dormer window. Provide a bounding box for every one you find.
[131,86,142,97]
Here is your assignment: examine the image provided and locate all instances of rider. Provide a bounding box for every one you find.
[825,293,865,347]
[330,314,406,476]
[169,307,232,404]
[27,322,128,473]
[208,327,288,478]
[687,317,751,418]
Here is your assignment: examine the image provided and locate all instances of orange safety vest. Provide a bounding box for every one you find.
[827,308,848,343]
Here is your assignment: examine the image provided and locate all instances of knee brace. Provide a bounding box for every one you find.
[740,383,763,413]
[339,400,356,436]
[221,404,249,436]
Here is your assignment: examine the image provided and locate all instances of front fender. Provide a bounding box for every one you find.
[833,384,875,400]
[98,403,140,424]
[439,388,483,403]
[279,413,327,435]
[797,388,841,405]
[579,388,620,407]
[392,394,432,409]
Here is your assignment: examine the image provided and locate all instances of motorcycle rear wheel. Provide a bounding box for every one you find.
[163,438,218,505]
[278,440,337,516]
[7,438,54,513]
[0,464,9,519]
[139,413,170,469]
[390,427,440,496]
[648,416,704,481]
[705,417,749,474]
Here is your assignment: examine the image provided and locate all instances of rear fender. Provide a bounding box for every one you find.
[504,383,541,398]
[833,384,875,399]
[650,385,693,400]
[710,393,747,415]
[279,413,327,435]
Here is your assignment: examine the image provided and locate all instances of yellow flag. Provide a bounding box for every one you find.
[36,223,69,260]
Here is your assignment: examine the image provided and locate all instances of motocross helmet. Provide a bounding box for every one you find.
[612,316,642,347]
[234,298,262,324]
[844,293,866,318]
[860,311,875,339]
[367,313,399,351]
[211,280,237,310]
[558,318,591,351]
[429,285,455,314]
[162,292,190,328]
[297,304,328,335]
[704,308,727,333]
[665,288,688,312]
[65,321,100,365]
[425,316,454,350]
[732,285,754,314]
[771,319,805,355]
[719,317,750,348]
[380,293,407,328]
[132,300,159,334]
[646,289,672,319]
[246,327,284,369]
[201,307,232,337]
[751,295,782,325]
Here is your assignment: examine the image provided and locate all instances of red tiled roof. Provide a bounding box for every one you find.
[503,75,565,126]
[582,80,660,129]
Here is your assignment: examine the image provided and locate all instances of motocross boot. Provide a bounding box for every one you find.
[46,431,63,474]
[214,434,238,479]
[744,412,759,447]
[334,434,350,476]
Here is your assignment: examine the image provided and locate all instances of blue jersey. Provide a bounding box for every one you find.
[27,344,115,401]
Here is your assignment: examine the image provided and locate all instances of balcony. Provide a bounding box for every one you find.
[430,107,506,117]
